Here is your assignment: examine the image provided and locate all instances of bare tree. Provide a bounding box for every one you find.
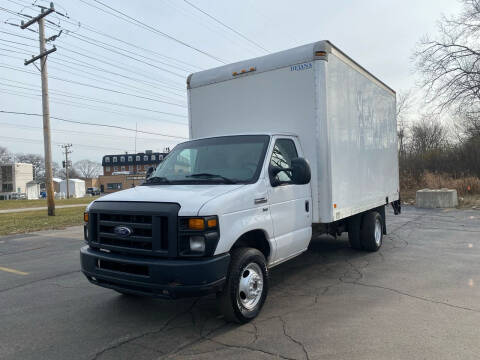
[409,116,448,155]
[396,91,412,158]
[74,159,102,179]
[414,0,480,115]
[0,146,13,164]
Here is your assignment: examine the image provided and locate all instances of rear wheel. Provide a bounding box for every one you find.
[218,247,268,323]
[361,211,383,252]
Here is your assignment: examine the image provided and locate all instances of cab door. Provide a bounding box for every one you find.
[267,137,312,263]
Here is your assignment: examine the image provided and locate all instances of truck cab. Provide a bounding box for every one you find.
[81,133,313,323]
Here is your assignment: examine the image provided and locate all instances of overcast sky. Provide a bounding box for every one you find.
[0,0,463,164]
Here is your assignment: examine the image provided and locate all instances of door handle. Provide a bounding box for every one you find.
[305,200,309,212]
[254,197,268,204]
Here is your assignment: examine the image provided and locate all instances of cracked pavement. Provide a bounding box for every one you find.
[1,206,479,359]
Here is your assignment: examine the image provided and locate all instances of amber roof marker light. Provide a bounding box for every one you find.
[233,67,256,76]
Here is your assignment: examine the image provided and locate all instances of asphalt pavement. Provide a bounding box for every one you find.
[1,206,479,360]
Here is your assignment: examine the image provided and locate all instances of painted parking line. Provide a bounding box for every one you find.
[0,266,29,275]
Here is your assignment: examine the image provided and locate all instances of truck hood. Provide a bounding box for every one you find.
[92,184,244,216]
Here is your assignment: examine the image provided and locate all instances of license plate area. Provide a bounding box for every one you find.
[97,259,149,276]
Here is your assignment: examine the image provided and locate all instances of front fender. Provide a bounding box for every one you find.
[214,206,275,262]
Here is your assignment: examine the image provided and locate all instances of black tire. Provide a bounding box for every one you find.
[360,211,383,252]
[218,247,269,324]
[347,214,362,250]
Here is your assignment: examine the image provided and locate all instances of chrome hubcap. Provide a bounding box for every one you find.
[238,262,264,311]
[374,218,382,246]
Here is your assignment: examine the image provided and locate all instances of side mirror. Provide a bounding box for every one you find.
[290,157,311,185]
[268,157,311,186]
[145,166,155,179]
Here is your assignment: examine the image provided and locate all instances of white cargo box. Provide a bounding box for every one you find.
[188,41,399,224]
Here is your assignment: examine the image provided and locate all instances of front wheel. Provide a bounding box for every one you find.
[218,248,269,323]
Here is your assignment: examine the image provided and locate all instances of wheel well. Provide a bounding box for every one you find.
[231,229,271,260]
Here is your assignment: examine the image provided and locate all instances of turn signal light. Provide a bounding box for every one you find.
[188,218,205,230]
[207,218,217,228]
[84,212,89,222]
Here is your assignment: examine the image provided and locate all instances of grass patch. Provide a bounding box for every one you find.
[0,196,99,210]
[459,194,480,209]
[0,207,86,236]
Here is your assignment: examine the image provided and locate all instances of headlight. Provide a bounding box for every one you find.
[189,236,206,253]
[178,216,219,257]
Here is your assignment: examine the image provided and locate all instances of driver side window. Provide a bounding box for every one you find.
[270,139,298,184]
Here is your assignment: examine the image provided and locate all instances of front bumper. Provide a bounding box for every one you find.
[80,246,230,298]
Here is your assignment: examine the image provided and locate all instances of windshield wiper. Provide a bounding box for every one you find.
[144,176,170,185]
[187,173,236,184]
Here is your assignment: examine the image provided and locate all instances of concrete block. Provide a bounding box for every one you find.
[416,188,458,208]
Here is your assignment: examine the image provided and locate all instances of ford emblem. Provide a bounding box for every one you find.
[113,225,133,237]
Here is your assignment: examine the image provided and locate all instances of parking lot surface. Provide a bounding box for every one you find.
[1,206,479,360]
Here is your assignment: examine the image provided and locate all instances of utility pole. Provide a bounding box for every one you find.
[21,2,57,216]
[61,144,72,199]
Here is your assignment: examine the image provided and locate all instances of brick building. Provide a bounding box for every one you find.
[102,150,167,176]
[98,174,145,194]
[99,150,168,194]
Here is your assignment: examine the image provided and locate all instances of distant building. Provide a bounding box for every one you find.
[52,177,62,193]
[98,174,145,194]
[102,150,167,176]
[84,178,99,190]
[26,180,41,200]
[60,179,86,198]
[0,163,33,199]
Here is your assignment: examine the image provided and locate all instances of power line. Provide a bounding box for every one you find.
[52,54,185,96]
[6,0,202,71]
[0,134,132,152]
[0,37,36,47]
[2,8,190,91]
[0,47,186,103]
[0,110,188,139]
[182,0,269,53]
[0,48,186,102]
[53,42,185,90]
[0,120,181,143]
[161,0,259,58]
[64,31,192,74]
[0,86,188,126]
[0,64,188,113]
[1,27,188,91]
[82,0,226,64]
[0,80,187,117]
[0,29,37,41]
[59,31,187,78]
[1,47,186,96]
[57,16,201,71]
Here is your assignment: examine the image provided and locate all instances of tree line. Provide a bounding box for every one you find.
[0,146,102,181]
[401,0,480,189]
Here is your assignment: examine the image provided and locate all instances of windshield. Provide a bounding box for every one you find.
[148,135,270,185]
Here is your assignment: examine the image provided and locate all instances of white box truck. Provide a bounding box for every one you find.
[81,41,401,323]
